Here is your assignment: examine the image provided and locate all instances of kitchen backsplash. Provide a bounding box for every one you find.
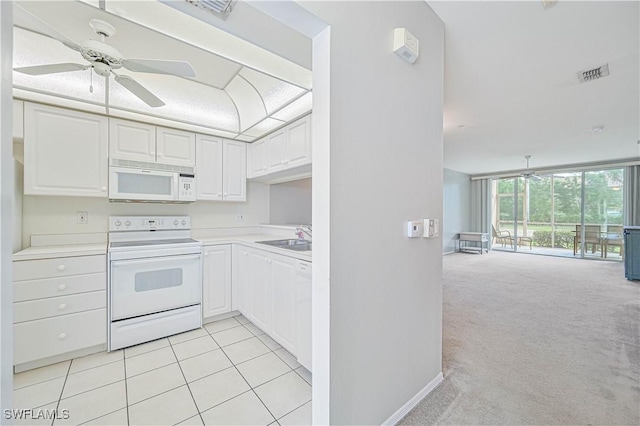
[20,182,270,248]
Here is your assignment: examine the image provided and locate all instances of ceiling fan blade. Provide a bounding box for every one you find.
[114,74,165,108]
[14,63,89,76]
[122,59,196,78]
[13,4,82,51]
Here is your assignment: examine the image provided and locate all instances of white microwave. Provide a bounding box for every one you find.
[109,159,196,203]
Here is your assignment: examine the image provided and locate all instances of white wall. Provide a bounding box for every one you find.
[269,178,312,225]
[0,0,13,412]
[443,168,471,253]
[302,2,444,424]
[21,182,270,246]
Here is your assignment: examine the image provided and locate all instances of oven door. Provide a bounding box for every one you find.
[110,253,201,321]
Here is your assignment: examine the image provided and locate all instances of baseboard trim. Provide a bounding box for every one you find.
[443,250,455,256]
[382,371,444,426]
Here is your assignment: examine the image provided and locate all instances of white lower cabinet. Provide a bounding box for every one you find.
[233,244,311,369]
[295,260,312,371]
[202,244,232,319]
[13,254,107,368]
[270,255,297,354]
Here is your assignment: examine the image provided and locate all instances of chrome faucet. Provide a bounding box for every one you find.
[296,225,312,241]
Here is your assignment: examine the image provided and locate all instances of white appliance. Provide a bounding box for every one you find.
[109,159,196,203]
[108,216,202,351]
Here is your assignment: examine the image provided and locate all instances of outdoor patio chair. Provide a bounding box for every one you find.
[573,224,602,256]
[492,225,512,248]
[603,225,624,259]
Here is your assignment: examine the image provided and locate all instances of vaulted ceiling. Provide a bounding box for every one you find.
[429,1,639,176]
[13,0,312,142]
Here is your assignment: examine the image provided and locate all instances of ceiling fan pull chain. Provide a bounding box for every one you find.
[89,68,94,93]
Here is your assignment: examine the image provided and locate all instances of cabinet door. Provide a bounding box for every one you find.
[109,118,156,162]
[295,261,312,371]
[286,115,312,169]
[248,139,267,178]
[223,140,247,201]
[270,254,297,354]
[266,129,286,173]
[24,103,108,197]
[202,245,232,319]
[235,247,251,316]
[248,248,271,332]
[196,135,223,200]
[156,127,196,166]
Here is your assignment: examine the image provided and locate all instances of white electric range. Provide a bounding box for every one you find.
[108,216,203,351]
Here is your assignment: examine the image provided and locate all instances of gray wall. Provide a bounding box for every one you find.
[269,178,312,225]
[443,168,471,253]
[304,2,444,424]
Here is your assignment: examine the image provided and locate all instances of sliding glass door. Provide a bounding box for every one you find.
[491,168,624,261]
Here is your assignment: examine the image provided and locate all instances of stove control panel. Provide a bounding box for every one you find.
[109,216,191,231]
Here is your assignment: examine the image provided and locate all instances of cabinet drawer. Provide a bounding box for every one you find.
[14,255,106,281]
[14,291,106,323]
[14,272,106,302]
[14,309,106,365]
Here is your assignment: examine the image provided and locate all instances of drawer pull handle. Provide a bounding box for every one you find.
[57,265,66,271]
[58,284,67,291]
[59,304,67,310]
[58,333,67,340]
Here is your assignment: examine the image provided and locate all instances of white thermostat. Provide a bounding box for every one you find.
[394,28,419,64]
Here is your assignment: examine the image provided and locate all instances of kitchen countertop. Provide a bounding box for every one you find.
[13,243,107,261]
[194,232,312,262]
[14,227,311,263]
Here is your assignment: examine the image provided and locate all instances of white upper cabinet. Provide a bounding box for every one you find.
[196,135,223,200]
[286,115,312,168]
[248,139,267,178]
[109,118,156,163]
[223,140,247,201]
[266,128,287,174]
[108,119,195,166]
[156,127,196,167]
[196,137,246,202]
[248,114,312,183]
[24,102,108,197]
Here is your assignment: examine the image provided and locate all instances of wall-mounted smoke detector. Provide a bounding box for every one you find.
[185,0,235,20]
[577,63,610,83]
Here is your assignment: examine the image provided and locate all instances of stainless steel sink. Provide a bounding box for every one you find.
[257,239,312,251]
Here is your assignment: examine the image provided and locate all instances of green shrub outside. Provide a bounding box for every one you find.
[532,230,574,248]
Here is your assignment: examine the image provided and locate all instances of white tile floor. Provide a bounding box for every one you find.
[13,315,312,426]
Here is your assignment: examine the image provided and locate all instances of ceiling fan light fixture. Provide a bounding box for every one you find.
[185,0,235,20]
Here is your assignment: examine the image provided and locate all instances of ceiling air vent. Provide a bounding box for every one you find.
[577,63,610,83]
[185,0,235,20]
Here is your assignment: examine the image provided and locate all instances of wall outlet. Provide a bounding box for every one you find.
[235,213,245,222]
[77,211,88,224]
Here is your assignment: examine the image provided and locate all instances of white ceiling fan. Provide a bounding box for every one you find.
[13,4,196,108]
[520,155,543,181]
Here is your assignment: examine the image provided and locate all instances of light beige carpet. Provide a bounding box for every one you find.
[401,251,640,425]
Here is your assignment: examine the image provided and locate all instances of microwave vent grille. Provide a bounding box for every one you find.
[110,158,195,174]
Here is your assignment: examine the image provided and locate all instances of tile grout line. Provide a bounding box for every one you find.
[212,333,280,425]
[167,336,207,426]
[123,353,131,426]
[51,361,72,426]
